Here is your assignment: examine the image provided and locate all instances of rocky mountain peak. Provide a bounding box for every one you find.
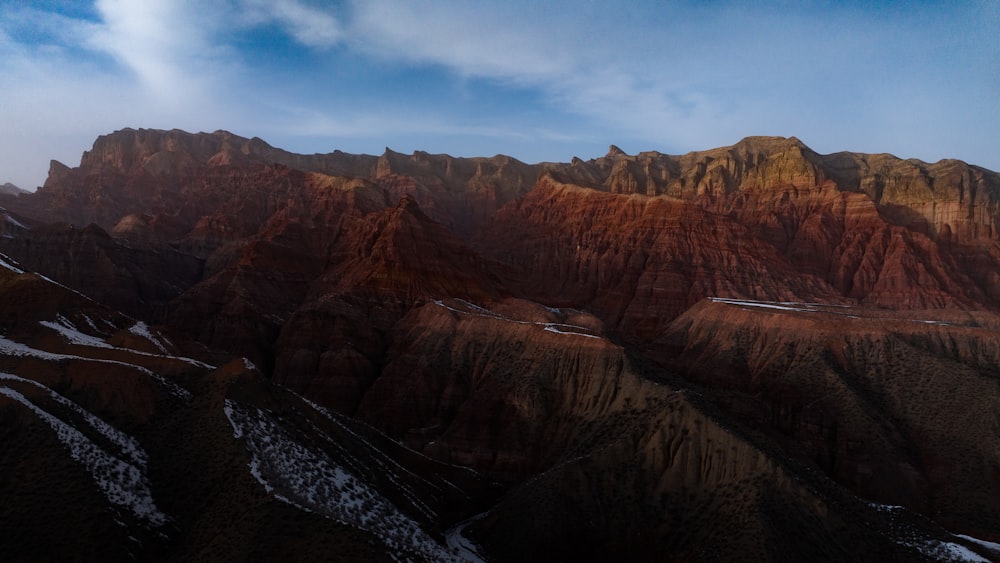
[606,144,627,158]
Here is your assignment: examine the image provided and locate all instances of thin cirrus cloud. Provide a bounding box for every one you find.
[0,0,996,191]
[240,0,342,48]
[87,0,239,105]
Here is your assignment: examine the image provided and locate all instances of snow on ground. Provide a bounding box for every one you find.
[120,322,214,369]
[543,324,603,339]
[444,512,488,563]
[0,385,166,527]
[5,213,27,229]
[868,502,989,561]
[869,502,904,512]
[434,299,602,340]
[40,315,113,348]
[223,399,463,563]
[300,394,481,478]
[0,252,24,274]
[38,314,214,370]
[710,297,958,327]
[0,372,147,466]
[0,334,192,400]
[709,297,820,312]
[81,314,101,333]
[293,392,441,522]
[910,540,989,562]
[956,534,1000,555]
[128,322,170,355]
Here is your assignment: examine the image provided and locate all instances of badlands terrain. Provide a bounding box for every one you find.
[2,128,1000,561]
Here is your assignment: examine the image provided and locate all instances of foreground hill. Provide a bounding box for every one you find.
[2,129,1000,561]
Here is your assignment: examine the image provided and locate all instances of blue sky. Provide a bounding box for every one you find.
[0,0,997,190]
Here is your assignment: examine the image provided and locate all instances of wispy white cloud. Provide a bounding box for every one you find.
[348,0,577,81]
[241,0,343,48]
[88,0,236,107]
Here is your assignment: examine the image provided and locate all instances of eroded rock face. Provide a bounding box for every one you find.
[4,128,1000,560]
[475,174,846,340]
[342,297,973,561]
[550,136,1000,248]
[270,197,509,411]
[0,222,203,317]
[658,299,1000,535]
[2,128,539,239]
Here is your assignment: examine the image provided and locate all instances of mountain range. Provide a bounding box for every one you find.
[2,127,1000,561]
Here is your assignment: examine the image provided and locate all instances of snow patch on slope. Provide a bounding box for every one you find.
[912,541,989,562]
[0,251,24,274]
[293,392,444,522]
[956,534,1000,555]
[709,297,820,312]
[128,322,170,354]
[444,512,488,563]
[709,297,959,327]
[0,372,147,466]
[38,316,214,370]
[0,384,166,527]
[868,503,989,561]
[434,299,602,340]
[0,334,192,400]
[5,213,27,229]
[40,315,114,349]
[223,399,462,562]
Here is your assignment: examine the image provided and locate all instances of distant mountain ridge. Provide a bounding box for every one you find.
[15,128,1000,241]
[2,128,1000,561]
[0,182,27,196]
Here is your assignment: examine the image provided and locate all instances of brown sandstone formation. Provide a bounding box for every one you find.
[3,129,1000,559]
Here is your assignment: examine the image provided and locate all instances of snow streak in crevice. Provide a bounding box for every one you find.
[293,393,442,522]
[0,251,25,274]
[222,399,463,562]
[0,384,166,527]
[0,335,192,400]
[128,322,170,355]
[40,315,114,349]
[433,299,603,340]
[38,315,214,370]
[0,372,147,466]
[444,512,488,563]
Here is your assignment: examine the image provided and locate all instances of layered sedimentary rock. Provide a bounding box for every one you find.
[474,173,846,340]
[550,136,1000,247]
[658,299,1000,538]
[3,128,1000,560]
[4,128,538,238]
